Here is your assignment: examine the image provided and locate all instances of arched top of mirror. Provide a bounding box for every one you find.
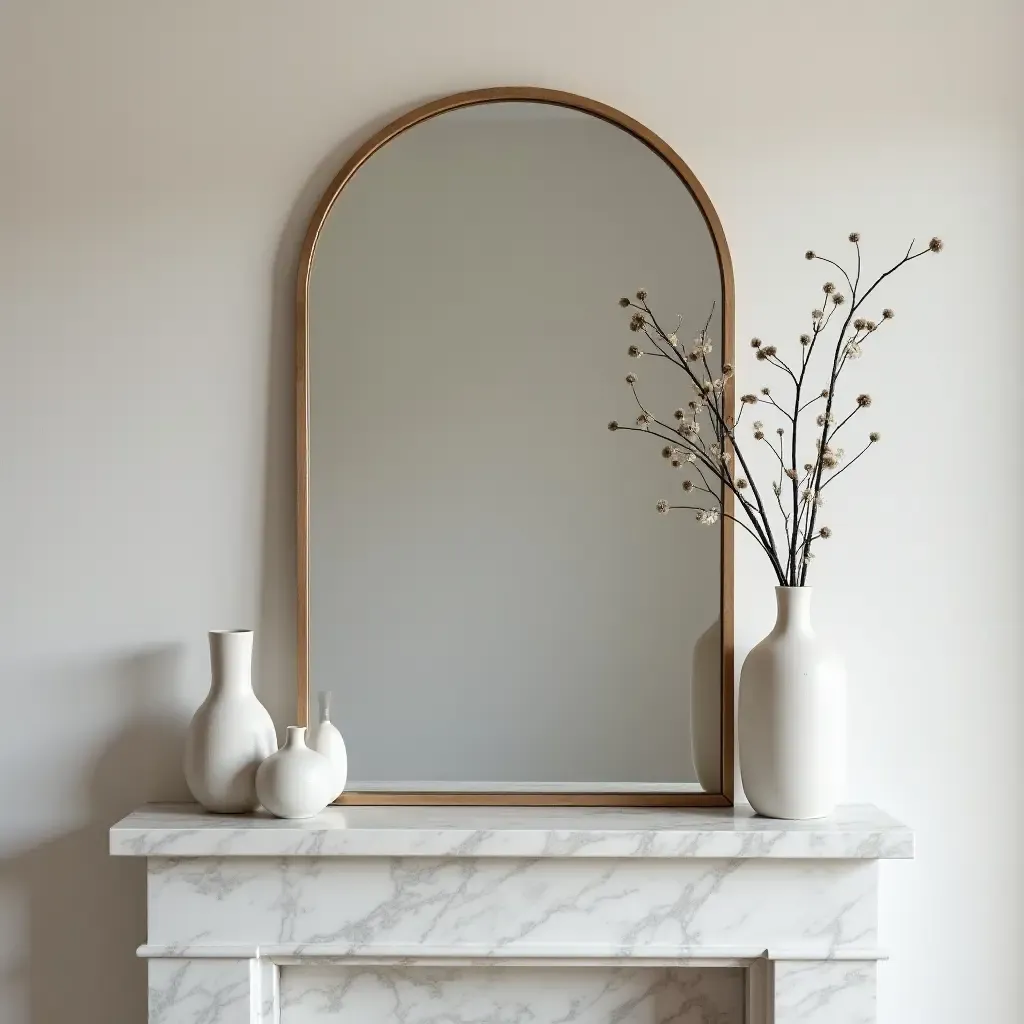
[296,88,735,806]
[298,88,733,295]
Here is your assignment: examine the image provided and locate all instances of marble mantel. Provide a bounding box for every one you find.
[111,803,912,1024]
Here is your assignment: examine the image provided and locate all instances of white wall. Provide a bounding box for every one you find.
[0,1,1019,1022]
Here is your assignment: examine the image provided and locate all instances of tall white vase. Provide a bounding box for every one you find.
[738,588,846,820]
[183,630,278,813]
[690,619,721,792]
[310,691,348,801]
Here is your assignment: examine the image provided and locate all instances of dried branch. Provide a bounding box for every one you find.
[666,505,775,555]
[610,237,941,586]
[637,307,788,582]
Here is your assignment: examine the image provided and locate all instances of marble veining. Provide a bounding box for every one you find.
[280,965,744,1024]
[772,960,876,1023]
[146,854,878,956]
[117,803,912,1024]
[112,802,913,860]
[149,959,253,1024]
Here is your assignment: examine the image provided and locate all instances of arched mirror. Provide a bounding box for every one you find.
[297,88,734,805]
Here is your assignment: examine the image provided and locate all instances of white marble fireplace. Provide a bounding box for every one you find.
[110,804,912,1024]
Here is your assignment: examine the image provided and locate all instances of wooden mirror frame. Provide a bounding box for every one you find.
[295,87,735,806]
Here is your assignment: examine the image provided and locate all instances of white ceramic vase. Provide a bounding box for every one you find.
[690,619,721,792]
[184,630,278,813]
[310,691,348,801]
[256,726,333,819]
[738,587,846,820]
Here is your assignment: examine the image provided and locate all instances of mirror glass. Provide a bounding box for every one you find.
[306,100,725,795]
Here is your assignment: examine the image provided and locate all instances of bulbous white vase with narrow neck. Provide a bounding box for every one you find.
[738,587,846,820]
[256,726,333,819]
[184,630,279,813]
[310,691,348,801]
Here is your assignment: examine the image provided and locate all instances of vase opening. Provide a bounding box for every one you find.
[284,726,308,748]
[318,691,332,722]
[207,630,255,695]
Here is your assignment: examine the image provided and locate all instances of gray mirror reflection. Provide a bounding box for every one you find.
[307,102,723,793]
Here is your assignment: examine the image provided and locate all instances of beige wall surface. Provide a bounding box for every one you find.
[1,1,1021,1022]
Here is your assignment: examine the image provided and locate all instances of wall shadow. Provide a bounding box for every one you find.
[2,100,439,1024]
[0,645,190,1024]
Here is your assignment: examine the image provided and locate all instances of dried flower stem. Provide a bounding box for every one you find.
[798,392,826,413]
[638,305,788,581]
[691,460,718,496]
[819,439,874,490]
[758,432,785,470]
[828,404,863,440]
[668,505,770,549]
[760,393,794,422]
[694,304,722,436]
[800,239,936,582]
[766,354,798,386]
[615,422,748,514]
[612,233,940,585]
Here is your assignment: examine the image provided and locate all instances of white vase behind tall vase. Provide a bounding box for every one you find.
[690,619,721,792]
[310,691,348,801]
[738,588,846,820]
[184,630,278,813]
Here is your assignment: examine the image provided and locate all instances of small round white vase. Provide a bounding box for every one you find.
[310,692,348,801]
[738,587,846,820]
[256,726,333,819]
[183,630,278,813]
[690,619,722,792]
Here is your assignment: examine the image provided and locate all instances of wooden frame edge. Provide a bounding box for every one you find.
[296,86,736,807]
[335,791,734,807]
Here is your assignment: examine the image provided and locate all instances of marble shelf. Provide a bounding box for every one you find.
[110,801,912,860]
[112,802,912,1023]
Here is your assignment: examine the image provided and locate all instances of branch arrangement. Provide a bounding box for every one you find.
[608,233,943,586]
